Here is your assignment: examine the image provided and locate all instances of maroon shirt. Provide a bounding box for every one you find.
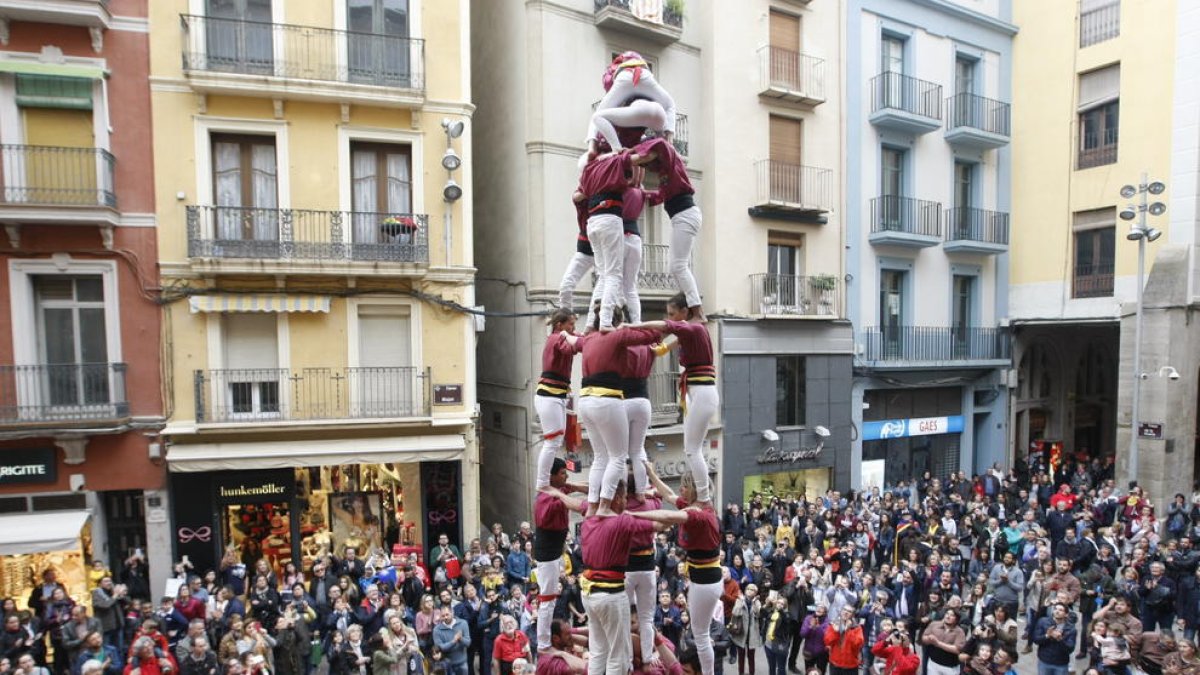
[620,187,661,236]
[580,329,661,386]
[536,653,578,675]
[673,499,721,552]
[621,345,656,380]
[625,496,661,550]
[579,153,633,200]
[540,332,579,382]
[534,491,585,532]
[663,320,713,368]
[633,137,694,200]
[580,513,654,571]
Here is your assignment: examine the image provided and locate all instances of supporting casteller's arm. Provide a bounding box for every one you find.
[628,508,688,527]
[540,487,586,513]
[628,320,668,332]
[643,460,678,503]
[652,334,679,357]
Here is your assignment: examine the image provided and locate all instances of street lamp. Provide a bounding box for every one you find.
[441,118,466,266]
[1121,172,1167,484]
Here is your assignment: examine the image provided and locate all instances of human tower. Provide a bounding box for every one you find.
[530,52,723,675]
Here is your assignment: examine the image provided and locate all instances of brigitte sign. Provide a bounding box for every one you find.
[862,416,964,441]
[0,448,56,485]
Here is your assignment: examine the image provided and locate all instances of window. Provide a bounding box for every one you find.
[1073,227,1115,298]
[881,36,904,74]
[212,134,279,247]
[952,275,975,355]
[953,162,974,210]
[768,242,800,278]
[1080,0,1120,47]
[762,236,803,313]
[768,10,801,90]
[952,56,977,128]
[879,269,906,356]
[15,82,99,206]
[350,142,413,250]
[768,116,803,202]
[880,35,905,108]
[954,57,975,97]
[222,314,280,418]
[879,147,905,230]
[354,305,416,417]
[1077,65,1120,169]
[206,0,273,74]
[33,276,110,408]
[347,0,412,86]
[775,356,805,427]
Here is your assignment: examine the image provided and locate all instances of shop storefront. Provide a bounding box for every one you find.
[740,438,835,501]
[0,510,93,611]
[861,384,966,485]
[167,436,467,578]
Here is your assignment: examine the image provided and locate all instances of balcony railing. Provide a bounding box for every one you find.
[638,244,677,290]
[755,160,832,211]
[758,46,826,102]
[1080,1,1120,47]
[750,274,840,317]
[946,92,1010,136]
[1073,263,1114,298]
[0,145,116,208]
[1078,140,1118,169]
[870,196,942,237]
[945,207,1009,245]
[870,72,942,120]
[857,327,1009,363]
[594,0,683,30]
[195,366,430,424]
[187,206,429,263]
[181,14,425,92]
[0,363,129,424]
[648,369,679,425]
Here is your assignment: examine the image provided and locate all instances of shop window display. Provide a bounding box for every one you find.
[743,468,831,502]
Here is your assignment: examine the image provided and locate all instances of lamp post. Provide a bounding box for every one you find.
[1119,173,1165,484]
[441,118,465,266]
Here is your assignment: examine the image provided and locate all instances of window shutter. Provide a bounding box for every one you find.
[15,75,92,110]
[769,11,800,51]
[358,306,411,368]
[224,314,278,370]
[769,115,803,165]
[1078,65,1120,111]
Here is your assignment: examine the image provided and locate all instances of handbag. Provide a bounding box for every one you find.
[728,611,745,638]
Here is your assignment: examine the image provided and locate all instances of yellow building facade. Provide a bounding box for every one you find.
[1008,0,1174,478]
[148,0,478,578]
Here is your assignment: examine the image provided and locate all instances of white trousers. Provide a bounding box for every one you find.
[587,214,624,329]
[535,558,563,651]
[670,205,703,308]
[624,397,652,494]
[583,590,631,675]
[586,234,642,328]
[592,99,668,151]
[625,569,657,662]
[579,395,628,503]
[587,68,677,143]
[684,385,719,503]
[688,581,723,675]
[533,395,567,489]
[558,251,595,311]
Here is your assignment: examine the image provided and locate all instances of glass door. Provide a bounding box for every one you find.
[952,275,974,358]
[350,142,413,260]
[206,0,273,74]
[880,36,905,108]
[347,0,411,86]
[881,148,904,230]
[34,276,110,414]
[879,270,905,358]
[212,134,279,257]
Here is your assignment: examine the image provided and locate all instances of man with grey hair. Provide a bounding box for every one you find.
[175,620,208,664]
[179,636,218,675]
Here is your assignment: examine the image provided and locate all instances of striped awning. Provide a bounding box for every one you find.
[0,61,106,80]
[188,294,332,314]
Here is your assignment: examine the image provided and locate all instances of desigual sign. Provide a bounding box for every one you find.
[0,448,56,485]
[755,445,823,465]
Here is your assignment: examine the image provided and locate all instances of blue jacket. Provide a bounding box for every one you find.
[505,552,530,586]
[433,619,472,665]
[1033,617,1076,666]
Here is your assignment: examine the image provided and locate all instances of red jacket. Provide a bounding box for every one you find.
[823,624,863,669]
[871,637,919,675]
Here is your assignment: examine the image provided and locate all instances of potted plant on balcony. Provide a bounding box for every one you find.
[380,215,418,239]
[810,274,837,315]
[664,0,685,26]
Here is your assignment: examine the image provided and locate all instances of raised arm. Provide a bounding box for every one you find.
[643,461,678,502]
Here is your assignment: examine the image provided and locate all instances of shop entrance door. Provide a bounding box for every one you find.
[222,501,292,576]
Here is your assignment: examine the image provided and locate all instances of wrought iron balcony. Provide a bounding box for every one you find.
[180,14,425,106]
[0,363,129,425]
[751,274,840,318]
[856,327,1009,366]
[593,0,682,43]
[186,206,429,266]
[648,368,679,427]
[1073,263,1114,298]
[869,72,943,134]
[195,366,430,424]
[869,196,942,247]
[943,207,1009,254]
[758,46,826,106]
[1080,1,1120,47]
[0,145,116,208]
[945,93,1011,150]
[750,160,832,220]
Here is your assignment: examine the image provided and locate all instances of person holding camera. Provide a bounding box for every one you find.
[871,628,918,675]
[823,607,863,675]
